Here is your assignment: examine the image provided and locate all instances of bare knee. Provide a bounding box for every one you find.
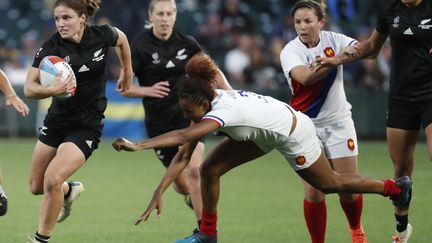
[43,172,65,193]
[29,179,44,195]
[304,179,325,202]
[304,186,325,202]
[200,162,222,181]
[338,192,360,201]
[313,178,341,195]
[187,164,201,182]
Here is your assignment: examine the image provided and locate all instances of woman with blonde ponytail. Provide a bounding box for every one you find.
[120,0,231,237]
[280,0,367,242]
[24,0,133,242]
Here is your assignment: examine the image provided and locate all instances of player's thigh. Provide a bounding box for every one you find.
[387,128,418,177]
[201,138,266,178]
[44,142,86,184]
[297,152,338,193]
[173,170,191,195]
[28,140,57,191]
[386,97,420,173]
[330,156,358,174]
[316,119,358,161]
[187,141,205,175]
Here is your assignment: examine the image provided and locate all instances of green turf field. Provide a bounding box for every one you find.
[0,138,430,242]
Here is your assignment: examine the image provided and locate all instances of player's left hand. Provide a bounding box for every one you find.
[112,137,138,151]
[116,68,133,93]
[135,191,164,225]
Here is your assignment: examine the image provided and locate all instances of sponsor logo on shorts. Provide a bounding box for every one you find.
[347,138,355,151]
[393,16,400,28]
[86,140,93,148]
[156,149,164,160]
[39,126,48,136]
[295,155,306,166]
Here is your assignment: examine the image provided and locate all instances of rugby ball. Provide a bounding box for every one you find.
[39,55,77,98]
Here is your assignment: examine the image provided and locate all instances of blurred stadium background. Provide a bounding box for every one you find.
[0,0,391,139]
[0,1,431,242]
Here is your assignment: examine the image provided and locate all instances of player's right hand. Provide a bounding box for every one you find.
[112,137,138,151]
[135,191,164,225]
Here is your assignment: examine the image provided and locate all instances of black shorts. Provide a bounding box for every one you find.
[387,97,432,130]
[38,120,102,160]
[147,125,205,167]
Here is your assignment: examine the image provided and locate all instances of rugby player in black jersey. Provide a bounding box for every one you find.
[121,0,231,235]
[23,0,132,242]
[317,0,431,241]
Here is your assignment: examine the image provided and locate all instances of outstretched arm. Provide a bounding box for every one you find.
[112,119,219,151]
[134,139,199,224]
[316,30,388,67]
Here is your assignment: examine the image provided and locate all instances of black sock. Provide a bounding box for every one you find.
[35,232,50,243]
[64,182,72,200]
[395,214,408,232]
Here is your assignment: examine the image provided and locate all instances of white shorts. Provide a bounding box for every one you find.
[277,111,322,171]
[315,118,358,160]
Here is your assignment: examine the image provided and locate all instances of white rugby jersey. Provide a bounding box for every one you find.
[280,31,357,126]
[202,89,295,153]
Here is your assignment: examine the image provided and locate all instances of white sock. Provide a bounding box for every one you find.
[0,185,4,196]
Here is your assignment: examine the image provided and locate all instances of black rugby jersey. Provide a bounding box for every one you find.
[131,28,201,130]
[376,0,432,101]
[32,25,118,127]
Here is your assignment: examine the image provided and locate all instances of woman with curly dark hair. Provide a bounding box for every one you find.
[113,54,412,243]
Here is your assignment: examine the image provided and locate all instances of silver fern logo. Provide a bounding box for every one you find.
[393,16,400,28]
[152,52,160,64]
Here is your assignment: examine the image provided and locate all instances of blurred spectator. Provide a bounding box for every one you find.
[327,0,356,22]
[3,53,27,85]
[0,0,396,93]
[220,0,254,35]
[0,42,11,67]
[268,37,289,89]
[18,31,39,69]
[244,46,279,90]
[224,33,256,88]
[195,11,231,65]
[327,0,357,36]
[272,13,296,44]
[349,28,387,90]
